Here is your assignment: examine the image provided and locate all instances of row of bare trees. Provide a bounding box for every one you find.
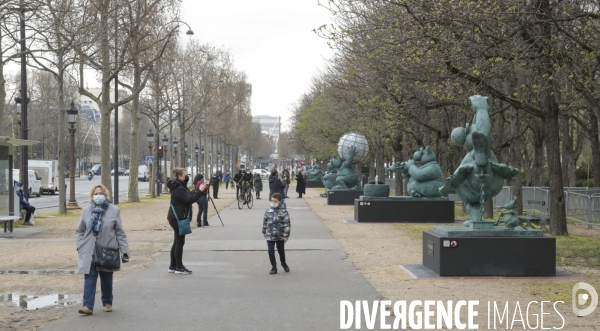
[1,0,255,212]
[290,0,600,235]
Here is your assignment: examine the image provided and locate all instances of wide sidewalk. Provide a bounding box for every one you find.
[41,191,382,330]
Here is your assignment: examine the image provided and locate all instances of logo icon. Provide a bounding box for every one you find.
[572,282,598,317]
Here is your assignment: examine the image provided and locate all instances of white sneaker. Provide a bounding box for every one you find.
[168,267,176,273]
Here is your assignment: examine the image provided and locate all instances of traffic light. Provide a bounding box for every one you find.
[158,146,163,158]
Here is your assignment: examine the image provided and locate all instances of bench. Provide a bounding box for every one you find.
[0,216,20,233]
[518,199,548,230]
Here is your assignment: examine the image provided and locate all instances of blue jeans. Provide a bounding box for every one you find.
[196,196,208,226]
[83,264,113,310]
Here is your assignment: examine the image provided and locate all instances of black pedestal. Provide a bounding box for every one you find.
[327,190,363,205]
[422,231,556,276]
[354,198,454,223]
[305,181,324,188]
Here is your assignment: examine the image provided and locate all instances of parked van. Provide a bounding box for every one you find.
[28,160,59,194]
[13,169,42,197]
[138,165,150,182]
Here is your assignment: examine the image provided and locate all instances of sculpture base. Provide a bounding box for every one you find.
[422,230,555,276]
[354,198,454,223]
[305,181,325,188]
[327,190,363,205]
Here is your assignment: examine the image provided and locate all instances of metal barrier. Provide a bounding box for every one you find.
[492,186,598,228]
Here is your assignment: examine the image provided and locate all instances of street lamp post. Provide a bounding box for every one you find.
[173,138,179,168]
[66,100,80,210]
[162,135,169,194]
[146,129,154,197]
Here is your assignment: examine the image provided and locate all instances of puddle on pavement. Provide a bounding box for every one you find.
[0,293,79,310]
[0,269,76,275]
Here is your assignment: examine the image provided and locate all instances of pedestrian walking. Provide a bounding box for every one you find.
[17,187,35,225]
[268,169,286,201]
[253,173,263,199]
[282,169,291,198]
[262,193,290,274]
[295,170,306,198]
[210,173,221,198]
[223,172,231,189]
[76,184,130,315]
[167,168,203,275]
[193,174,211,228]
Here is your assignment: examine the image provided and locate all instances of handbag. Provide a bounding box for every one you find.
[92,241,121,270]
[171,204,192,236]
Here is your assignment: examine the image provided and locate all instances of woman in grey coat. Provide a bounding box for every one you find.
[76,184,130,315]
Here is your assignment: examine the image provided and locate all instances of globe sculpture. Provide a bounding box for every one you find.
[337,132,369,164]
[332,132,368,190]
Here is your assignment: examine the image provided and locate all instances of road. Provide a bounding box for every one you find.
[31,176,151,213]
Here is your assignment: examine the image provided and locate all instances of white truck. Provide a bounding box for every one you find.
[28,160,59,195]
[13,169,42,197]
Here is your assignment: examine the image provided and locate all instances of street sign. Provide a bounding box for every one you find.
[146,156,153,165]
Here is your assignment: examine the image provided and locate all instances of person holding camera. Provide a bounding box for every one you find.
[193,174,211,228]
[268,169,286,201]
[76,184,130,315]
[167,168,204,275]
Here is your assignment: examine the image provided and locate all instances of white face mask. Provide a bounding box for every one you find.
[93,194,106,205]
[270,202,279,208]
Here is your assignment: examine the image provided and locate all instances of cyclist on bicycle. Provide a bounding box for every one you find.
[239,170,254,204]
[234,170,243,199]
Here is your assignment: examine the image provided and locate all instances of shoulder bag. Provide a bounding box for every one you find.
[93,240,121,270]
[171,204,192,236]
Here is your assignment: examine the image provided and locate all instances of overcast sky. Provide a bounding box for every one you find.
[180,0,333,130]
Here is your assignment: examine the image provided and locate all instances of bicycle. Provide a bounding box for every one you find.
[237,183,253,209]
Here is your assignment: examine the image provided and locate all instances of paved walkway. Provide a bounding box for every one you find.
[41,193,382,330]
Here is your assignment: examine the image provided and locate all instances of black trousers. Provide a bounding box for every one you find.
[168,219,186,268]
[213,184,219,198]
[22,205,35,222]
[267,240,286,268]
[256,191,260,199]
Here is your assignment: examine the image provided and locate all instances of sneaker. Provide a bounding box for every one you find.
[269,267,277,275]
[282,264,290,273]
[78,307,93,315]
[203,225,211,228]
[104,304,113,312]
[175,266,192,274]
[168,267,176,273]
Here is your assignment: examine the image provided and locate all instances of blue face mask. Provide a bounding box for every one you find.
[93,194,106,205]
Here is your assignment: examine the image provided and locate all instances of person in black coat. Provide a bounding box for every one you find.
[233,170,243,200]
[167,168,203,275]
[210,173,221,198]
[268,169,286,201]
[295,170,306,198]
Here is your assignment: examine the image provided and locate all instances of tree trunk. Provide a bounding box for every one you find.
[99,0,113,196]
[589,112,600,187]
[127,65,142,202]
[375,135,385,181]
[532,120,544,186]
[390,131,404,196]
[0,59,5,136]
[510,107,523,215]
[57,59,67,214]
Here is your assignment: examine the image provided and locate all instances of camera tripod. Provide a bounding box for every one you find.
[207,196,225,227]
